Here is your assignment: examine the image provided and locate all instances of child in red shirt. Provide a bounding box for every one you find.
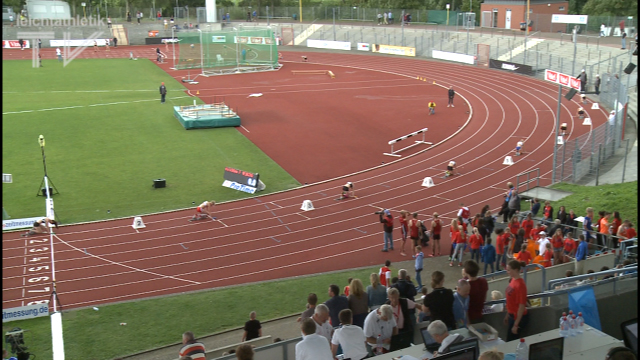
[450,226,464,267]
[551,228,564,265]
[521,213,534,239]
[542,243,553,267]
[563,235,576,257]
[508,216,520,238]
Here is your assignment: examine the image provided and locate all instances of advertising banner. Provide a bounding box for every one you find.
[49,39,110,47]
[489,59,533,75]
[3,303,50,323]
[3,216,45,231]
[545,69,581,90]
[372,44,415,57]
[432,50,474,64]
[306,39,351,51]
[3,40,31,49]
[551,14,588,24]
[357,43,370,51]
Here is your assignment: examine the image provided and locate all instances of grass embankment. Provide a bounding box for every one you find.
[3,181,636,359]
[1,59,299,225]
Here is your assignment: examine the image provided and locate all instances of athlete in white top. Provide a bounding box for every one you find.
[515,140,524,156]
[193,200,215,220]
[446,161,456,176]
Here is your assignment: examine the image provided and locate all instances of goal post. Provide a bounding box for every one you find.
[176,26,281,76]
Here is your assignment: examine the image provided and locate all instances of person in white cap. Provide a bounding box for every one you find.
[339,182,355,200]
[536,231,551,256]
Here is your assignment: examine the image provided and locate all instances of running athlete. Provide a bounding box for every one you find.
[445,160,457,177]
[191,200,215,221]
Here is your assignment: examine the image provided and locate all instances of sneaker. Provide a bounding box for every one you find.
[458,263,462,267]
[381,249,388,252]
[451,105,455,107]
[449,263,453,267]
[390,247,394,251]
[429,254,434,257]
[447,104,450,107]
[401,252,407,256]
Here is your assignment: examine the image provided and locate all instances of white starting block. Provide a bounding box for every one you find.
[132,216,146,230]
[591,103,599,109]
[557,136,564,145]
[421,177,435,188]
[300,200,314,211]
[582,117,592,125]
[503,156,514,165]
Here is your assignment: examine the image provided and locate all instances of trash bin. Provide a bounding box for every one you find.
[520,22,526,31]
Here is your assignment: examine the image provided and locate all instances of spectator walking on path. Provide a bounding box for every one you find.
[482,238,496,274]
[595,75,601,95]
[621,31,627,49]
[415,246,424,290]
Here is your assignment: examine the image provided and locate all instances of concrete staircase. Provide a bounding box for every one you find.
[111,24,129,45]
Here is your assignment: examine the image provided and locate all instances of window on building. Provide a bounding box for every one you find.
[559,6,565,10]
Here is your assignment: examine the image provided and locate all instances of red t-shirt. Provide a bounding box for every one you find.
[509,222,520,236]
[432,219,442,235]
[543,206,552,219]
[460,207,470,219]
[551,235,564,249]
[543,250,553,267]
[344,286,350,297]
[496,234,506,254]
[563,238,575,252]
[409,219,419,238]
[627,228,637,239]
[516,251,532,265]
[610,218,622,238]
[461,222,468,233]
[469,234,483,249]
[505,278,528,316]
[451,231,462,244]
[379,266,390,287]
[521,219,534,238]
[467,277,489,321]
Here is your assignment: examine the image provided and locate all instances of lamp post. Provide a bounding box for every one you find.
[524,0,529,65]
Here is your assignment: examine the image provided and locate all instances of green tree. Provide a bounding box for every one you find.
[581,0,636,16]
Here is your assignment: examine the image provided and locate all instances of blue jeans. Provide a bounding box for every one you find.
[496,253,504,271]
[415,268,423,289]
[484,262,494,274]
[429,107,435,115]
[470,248,480,263]
[452,243,465,263]
[622,38,626,49]
[383,231,393,250]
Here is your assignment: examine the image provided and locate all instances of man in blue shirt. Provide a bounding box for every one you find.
[325,284,349,327]
[574,235,589,275]
[415,246,424,290]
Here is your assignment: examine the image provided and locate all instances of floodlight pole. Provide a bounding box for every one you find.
[552,85,562,184]
[197,28,204,75]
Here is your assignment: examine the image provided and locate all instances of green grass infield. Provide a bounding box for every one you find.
[2,59,300,224]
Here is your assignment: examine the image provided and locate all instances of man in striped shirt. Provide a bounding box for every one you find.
[179,331,206,359]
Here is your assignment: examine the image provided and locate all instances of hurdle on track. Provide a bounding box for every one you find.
[383,128,432,157]
[291,70,335,78]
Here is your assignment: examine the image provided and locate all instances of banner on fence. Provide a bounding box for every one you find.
[432,50,474,64]
[551,14,588,24]
[489,59,533,75]
[50,39,110,47]
[544,69,581,90]
[372,44,415,57]
[3,216,45,231]
[3,303,50,323]
[306,39,351,51]
[3,40,31,49]
[357,43,370,51]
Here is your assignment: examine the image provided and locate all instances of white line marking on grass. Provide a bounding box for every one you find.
[53,234,200,285]
[2,96,191,115]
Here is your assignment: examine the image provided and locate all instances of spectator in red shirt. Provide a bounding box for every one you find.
[626,222,637,239]
[515,243,532,265]
[450,225,465,267]
[508,216,520,238]
[610,211,622,248]
[521,213,534,239]
[468,227,483,263]
[551,228,564,265]
[408,213,421,257]
[379,260,391,287]
[398,210,409,257]
[449,219,460,262]
[431,212,443,257]
[563,235,576,257]
[542,201,554,225]
[504,260,529,341]
[344,277,353,296]
[542,243,553,267]
[503,227,515,259]
[463,260,488,324]
[495,228,506,271]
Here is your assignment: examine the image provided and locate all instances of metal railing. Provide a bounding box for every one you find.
[547,264,637,290]
[480,263,547,290]
[515,168,540,192]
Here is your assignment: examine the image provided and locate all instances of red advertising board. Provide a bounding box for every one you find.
[2,40,31,49]
[545,69,580,90]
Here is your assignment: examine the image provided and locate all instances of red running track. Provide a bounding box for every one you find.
[2,50,609,310]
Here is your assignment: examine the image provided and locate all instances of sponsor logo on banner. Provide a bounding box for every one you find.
[306,39,351,51]
[3,303,50,323]
[3,40,31,49]
[551,14,588,24]
[211,35,226,43]
[161,38,179,44]
[3,216,45,231]
[357,43,370,51]
[148,30,159,37]
[432,50,474,64]
[544,69,580,90]
[489,59,533,75]
[222,180,257,194]
[373,44,416,57]
[232,36,274,45]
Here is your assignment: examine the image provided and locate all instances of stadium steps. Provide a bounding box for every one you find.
[293,24,323,46]
[112,24,129,46]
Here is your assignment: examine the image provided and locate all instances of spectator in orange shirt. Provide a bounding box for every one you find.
[563,234,576,257]
[515,244,532,265]
[551,228,565,265]
[526,239,537,260]
[597,211,610,248]
[532,250,544,266]
[521,213,534,239]
[468,227,483,263]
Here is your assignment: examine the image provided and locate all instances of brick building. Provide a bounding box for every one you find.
[480,0,569,32]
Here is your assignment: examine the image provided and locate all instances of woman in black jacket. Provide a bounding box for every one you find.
[483,210,495,241]
[564,209,578,236]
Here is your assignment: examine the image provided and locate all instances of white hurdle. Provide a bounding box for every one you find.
[383,128,433,157]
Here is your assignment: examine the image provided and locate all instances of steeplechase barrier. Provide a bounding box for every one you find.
[383,128,432,157]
